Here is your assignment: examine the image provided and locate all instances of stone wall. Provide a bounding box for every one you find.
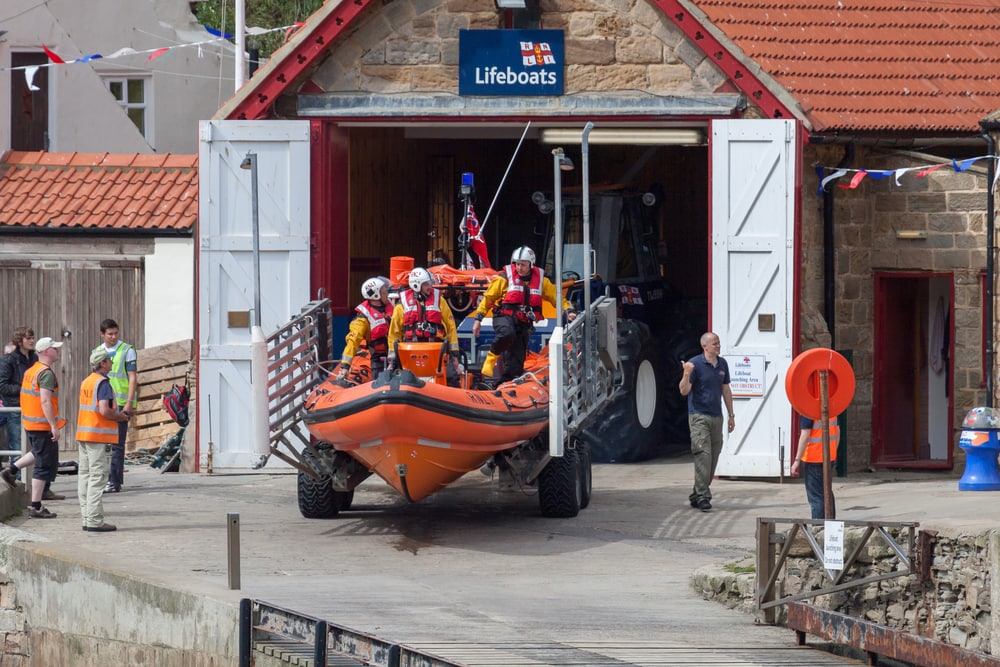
[801,145,992,470]
[314,0,727,95]
[694,527,1000,656]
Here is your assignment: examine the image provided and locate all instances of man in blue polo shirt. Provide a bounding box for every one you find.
[679,331,735,512]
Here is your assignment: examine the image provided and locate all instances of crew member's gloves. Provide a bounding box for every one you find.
[334,363,349,380]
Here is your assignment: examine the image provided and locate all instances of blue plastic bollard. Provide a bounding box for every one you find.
[958,407,1000,491]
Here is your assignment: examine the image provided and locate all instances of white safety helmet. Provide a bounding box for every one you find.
[408,267,433,292]
[511,246,536,267]
[361,277,383,301]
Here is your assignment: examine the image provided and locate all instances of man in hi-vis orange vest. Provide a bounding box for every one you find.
[791,415,840,519]
[77,348,129,532]
[1,337,66,518]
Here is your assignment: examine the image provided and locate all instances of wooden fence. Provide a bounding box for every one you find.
[126,339,195,468]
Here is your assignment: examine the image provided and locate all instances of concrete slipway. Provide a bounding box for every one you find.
[0,455,995,666]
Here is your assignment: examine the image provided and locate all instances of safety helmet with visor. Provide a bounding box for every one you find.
[511,246,536,268]
[408,267,433,292]
[361,277,384,301]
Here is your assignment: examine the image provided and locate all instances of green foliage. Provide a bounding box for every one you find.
[722,561,755,574]
[193,0,326,60]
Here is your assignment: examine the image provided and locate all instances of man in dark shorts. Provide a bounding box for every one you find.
[1,336,66,518]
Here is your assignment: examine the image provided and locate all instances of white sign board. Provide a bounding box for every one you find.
[730,354,766,397]
[823,520,845,570]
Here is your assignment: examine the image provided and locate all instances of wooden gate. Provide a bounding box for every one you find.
[0,258,144,451]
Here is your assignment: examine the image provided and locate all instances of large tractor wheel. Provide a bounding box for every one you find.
[582,321,666,462]
[538,446,581,518]
[297,447,341,519]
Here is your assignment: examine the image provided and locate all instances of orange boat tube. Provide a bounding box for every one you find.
[302,349,550,501]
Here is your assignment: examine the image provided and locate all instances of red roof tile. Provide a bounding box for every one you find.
[694,0,1000,133]
[0,151,197,232]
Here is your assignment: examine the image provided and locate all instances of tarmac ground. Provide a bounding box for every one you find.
[1,451,992,665]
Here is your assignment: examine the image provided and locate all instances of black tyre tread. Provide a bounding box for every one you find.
[539,446,581,518]
[578,441,592,510]
[297,449,339,519]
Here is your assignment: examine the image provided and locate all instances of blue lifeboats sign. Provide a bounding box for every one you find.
[459,29,564,96]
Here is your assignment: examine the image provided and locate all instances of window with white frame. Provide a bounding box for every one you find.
[103,76,150,138]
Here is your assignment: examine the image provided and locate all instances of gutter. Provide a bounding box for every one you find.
[979,120,999,408]
[0,226,193,237]
[814,141,855,350]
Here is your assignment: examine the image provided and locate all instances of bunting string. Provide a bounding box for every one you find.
[815,155,999,196]
[0,22,307,91]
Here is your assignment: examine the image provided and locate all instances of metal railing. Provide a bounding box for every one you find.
[0,406,22,458]
[254,299,334,474]
[559,296,617,436]
[239,599,462,667]
[756,517,919,624]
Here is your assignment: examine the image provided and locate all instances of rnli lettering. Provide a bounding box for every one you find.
[459,29,564,96]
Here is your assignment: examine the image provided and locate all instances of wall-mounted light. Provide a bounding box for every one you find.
[895,230,928,240]
[495,0,539,28]
[540,128,705,146]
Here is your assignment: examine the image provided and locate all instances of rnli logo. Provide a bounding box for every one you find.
[618,285,644,305]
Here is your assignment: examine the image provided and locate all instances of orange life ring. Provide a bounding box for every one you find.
[784,348,855,419]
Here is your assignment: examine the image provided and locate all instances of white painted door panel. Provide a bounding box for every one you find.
[711,119,796,477]
[198,120,310,471]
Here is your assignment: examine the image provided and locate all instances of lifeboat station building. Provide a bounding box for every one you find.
[198,0,1000,477]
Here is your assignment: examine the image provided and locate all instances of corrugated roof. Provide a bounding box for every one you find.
[0,151,198,232]
[693,0,1000,133]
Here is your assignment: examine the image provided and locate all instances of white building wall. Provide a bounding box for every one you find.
[0,0,233,154]
[144,237,195,347]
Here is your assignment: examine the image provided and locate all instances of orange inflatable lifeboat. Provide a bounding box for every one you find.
[302,342,550,502]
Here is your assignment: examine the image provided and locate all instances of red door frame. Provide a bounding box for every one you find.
[872,271,954,469]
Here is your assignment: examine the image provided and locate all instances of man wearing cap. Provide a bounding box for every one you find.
[76,348,128,532]
[0,336,66,518]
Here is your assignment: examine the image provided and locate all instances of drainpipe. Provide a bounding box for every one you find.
[979,121,998,408]
[821,143,855,349]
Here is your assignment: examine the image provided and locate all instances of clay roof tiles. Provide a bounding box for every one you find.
[0,151,197,232]
[695,0,1000,133]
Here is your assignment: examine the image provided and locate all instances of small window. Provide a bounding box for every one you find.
[104,76,150,139]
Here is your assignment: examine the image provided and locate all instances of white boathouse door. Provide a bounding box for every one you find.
[710,119,797,477]
[198,120,311,471]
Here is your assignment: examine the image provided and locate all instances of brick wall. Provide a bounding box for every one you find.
[802,144,991,469]
[314,0,726,94]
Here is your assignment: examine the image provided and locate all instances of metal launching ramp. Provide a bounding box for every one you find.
[244,599,876,667]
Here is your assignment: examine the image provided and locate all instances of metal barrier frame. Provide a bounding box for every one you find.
[756,517,918,624]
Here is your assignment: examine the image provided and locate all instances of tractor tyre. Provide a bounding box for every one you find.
[539,446,582,518]
[582,322,666,462]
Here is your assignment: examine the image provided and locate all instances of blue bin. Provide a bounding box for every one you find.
[958,408,1000,491]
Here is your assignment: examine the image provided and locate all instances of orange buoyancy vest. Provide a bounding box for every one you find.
[501,265,544,318]
[801,417,840,463]
[20,362,60,431]
[355,300,392,354]
[401,289,446,341]
[76,372,119,444]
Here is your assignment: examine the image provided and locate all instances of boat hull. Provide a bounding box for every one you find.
[302,359,550,501]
